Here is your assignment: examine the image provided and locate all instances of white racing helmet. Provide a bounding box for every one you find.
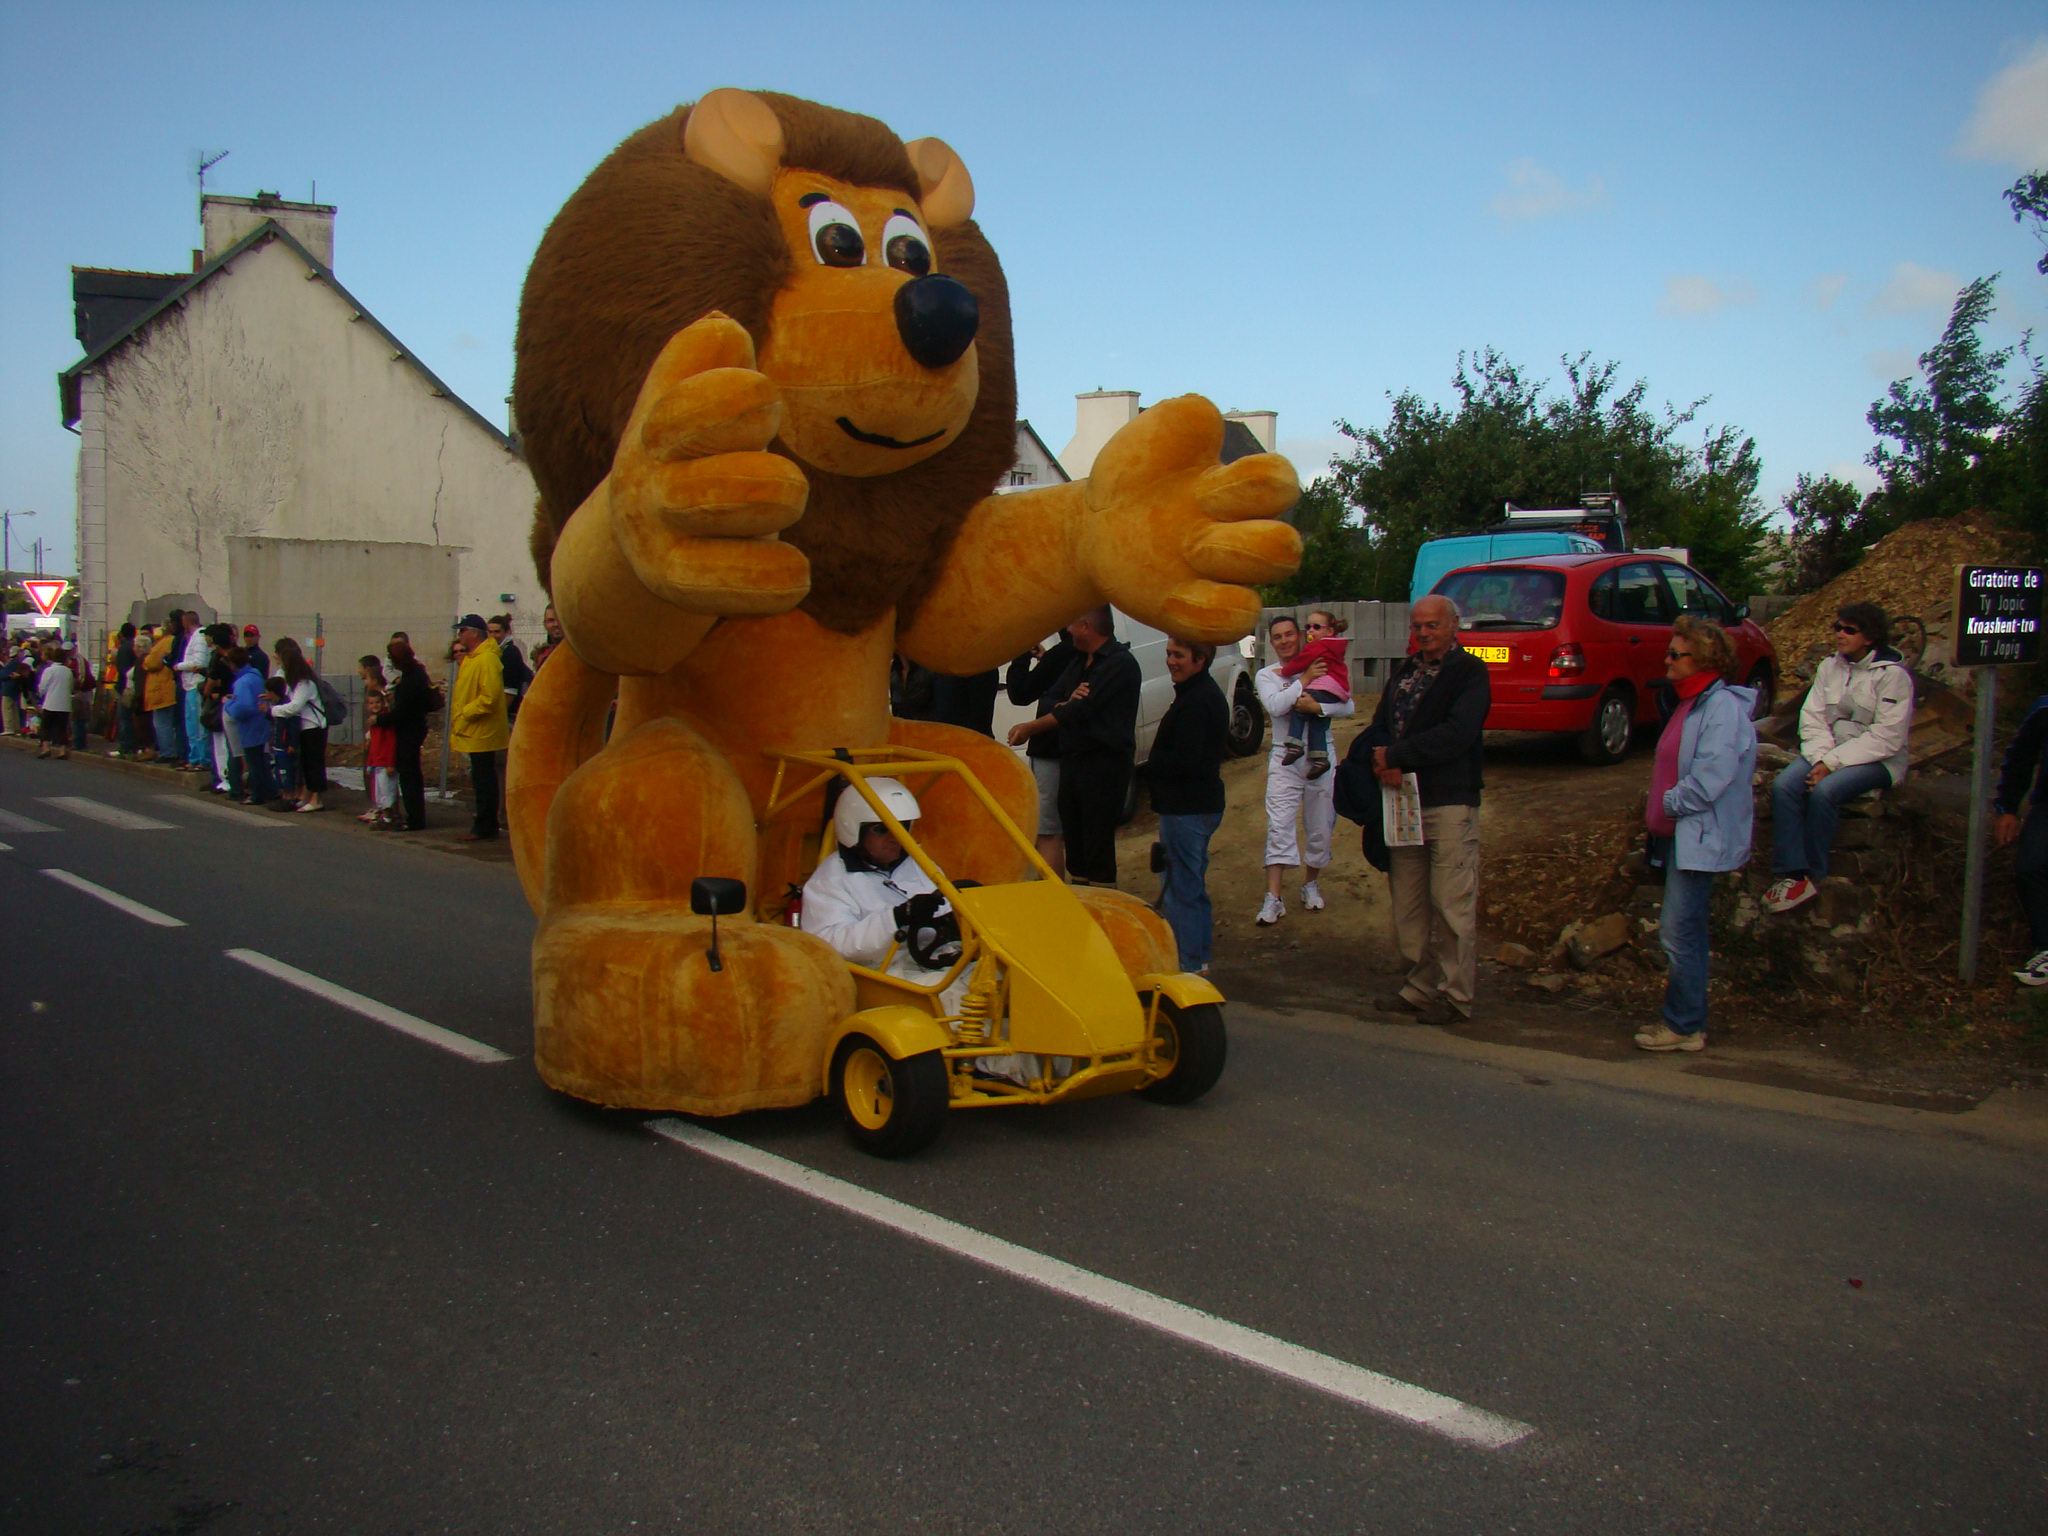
[834,775,922,847]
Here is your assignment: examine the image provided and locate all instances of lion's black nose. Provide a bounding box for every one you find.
[894,274,979,370]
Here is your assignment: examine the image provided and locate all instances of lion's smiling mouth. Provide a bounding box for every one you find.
[835,416,948,450]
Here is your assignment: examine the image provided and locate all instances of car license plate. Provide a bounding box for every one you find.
[1472,646,1510,664]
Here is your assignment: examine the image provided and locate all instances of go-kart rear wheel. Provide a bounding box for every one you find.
[831,1033,948,1157]
[1139,997,1227,1105]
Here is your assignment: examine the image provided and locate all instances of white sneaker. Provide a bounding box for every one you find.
[1761,876,1818,914]
[1301,880,1326,912]
[1256,893,1284,926]
[2015,950,2048,987]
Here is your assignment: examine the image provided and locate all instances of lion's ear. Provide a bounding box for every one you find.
[905,137,975,228]
[682,88,786,196]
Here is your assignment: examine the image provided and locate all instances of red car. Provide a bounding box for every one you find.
[1430,553,1777,764]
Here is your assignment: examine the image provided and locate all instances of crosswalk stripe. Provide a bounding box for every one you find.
[151,794,291,828]
[42,869,185,927]
[40,796,176,831]
[0,809,60,833]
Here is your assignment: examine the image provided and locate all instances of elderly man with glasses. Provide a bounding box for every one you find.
[1763,601,1914,915]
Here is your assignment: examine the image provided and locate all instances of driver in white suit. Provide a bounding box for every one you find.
[801,776,1041,1084]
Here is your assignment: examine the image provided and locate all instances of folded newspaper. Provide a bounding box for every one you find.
[1382,772,1425,847]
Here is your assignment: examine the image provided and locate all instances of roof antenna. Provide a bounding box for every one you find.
[197,149,230,204]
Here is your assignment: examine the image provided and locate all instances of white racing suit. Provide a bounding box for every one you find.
[1255,664,1356,869]
[801,847,1048,1084]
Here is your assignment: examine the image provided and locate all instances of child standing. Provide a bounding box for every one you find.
[1277,611,1351,778]
[359,655,400,826]
[265,675,301,809]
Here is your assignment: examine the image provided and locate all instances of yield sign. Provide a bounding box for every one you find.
[21,579,68,616]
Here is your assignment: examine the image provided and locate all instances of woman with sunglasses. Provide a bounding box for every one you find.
[1637,615,1758,1052]
[1763,602,1913,915]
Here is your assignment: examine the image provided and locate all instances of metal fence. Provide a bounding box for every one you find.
[1256,601,1413,692]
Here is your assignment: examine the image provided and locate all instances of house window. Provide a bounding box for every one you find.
[1009,469,1034,486]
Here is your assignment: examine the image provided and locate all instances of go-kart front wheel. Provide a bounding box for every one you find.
[831,1033,948,1158]
[1139,997,1227,1105]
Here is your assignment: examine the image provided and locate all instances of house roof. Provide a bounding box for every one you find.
[1014,418,1071,481]
[58,221,517,455]
[1219,419,1265,464]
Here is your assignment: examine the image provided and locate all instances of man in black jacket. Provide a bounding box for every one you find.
[1006,631,1083,876]
[1365,595,1490,1024]
[1010,607,1139,885]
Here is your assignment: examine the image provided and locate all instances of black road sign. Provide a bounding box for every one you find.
[1954,565,2043,668]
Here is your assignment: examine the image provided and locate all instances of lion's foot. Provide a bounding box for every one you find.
[534,905,856,1113]
[1071,886,1177,979]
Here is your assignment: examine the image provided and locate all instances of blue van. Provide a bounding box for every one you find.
[1409,531,1604,603]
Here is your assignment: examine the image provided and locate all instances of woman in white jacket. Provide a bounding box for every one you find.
[34,642,72,760]
[1763,602,1913,914]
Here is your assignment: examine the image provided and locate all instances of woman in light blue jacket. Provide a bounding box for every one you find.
[1638,615,1758,1052]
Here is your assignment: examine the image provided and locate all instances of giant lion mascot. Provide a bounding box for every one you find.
[509,89,1301,1114]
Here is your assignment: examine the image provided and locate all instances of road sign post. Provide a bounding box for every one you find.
[1954,565,2043,984]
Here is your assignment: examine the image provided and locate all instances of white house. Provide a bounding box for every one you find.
[60,192,536,676]
[1056,389,1276,480]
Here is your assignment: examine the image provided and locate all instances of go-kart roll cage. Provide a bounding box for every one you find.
[760,746,1160,1105]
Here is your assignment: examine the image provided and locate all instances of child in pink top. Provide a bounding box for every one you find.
[1278,613,1352,777]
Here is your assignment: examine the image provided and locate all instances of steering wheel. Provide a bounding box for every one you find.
[906,909,963,971]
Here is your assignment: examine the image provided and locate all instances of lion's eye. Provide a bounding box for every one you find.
[804,197,866,267]
[882,212,932,277]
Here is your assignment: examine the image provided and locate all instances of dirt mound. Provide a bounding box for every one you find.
[1765,511,2029,688]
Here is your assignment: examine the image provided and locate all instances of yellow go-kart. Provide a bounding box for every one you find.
[691,746,1226,1157]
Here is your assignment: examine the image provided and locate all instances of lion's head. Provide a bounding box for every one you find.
[514,90,1018,634]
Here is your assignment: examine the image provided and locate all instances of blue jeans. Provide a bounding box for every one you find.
[183,690,207,765]
[72,697,90,749]
[1660,866,1715,1036]
[152,704,180,758]
[1771,758,1891,878]
[116,700,137,753]
[1157,810,1221,971]
[241,745,277,804]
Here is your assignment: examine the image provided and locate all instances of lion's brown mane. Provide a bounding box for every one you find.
[513,91,1018,635]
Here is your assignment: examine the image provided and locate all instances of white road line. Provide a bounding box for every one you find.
[648,1121,1536,1451]
[40,796,177,831]
[41,869,186,927]
[153,793,290,827]
[225,949,516,1065]
[0,809,59,833]
[0,840,12,852]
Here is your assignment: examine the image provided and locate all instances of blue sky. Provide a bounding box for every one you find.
[3,1,2044,575]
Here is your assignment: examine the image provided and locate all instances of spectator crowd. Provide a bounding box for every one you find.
[15,591,2044,1011]
[3,601,569,843]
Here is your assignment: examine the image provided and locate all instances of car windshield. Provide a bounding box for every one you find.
[1434,568,1565,631]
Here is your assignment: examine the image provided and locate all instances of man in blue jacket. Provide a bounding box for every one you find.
[1993,693,2048,985]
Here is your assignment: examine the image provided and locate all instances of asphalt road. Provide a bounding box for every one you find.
[3,748,2043,1534]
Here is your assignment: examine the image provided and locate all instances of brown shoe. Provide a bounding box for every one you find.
[1415,998,1460,1027]
[1371,992,1422,1016]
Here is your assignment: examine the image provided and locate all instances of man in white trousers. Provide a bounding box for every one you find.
[1254,612,1354,925]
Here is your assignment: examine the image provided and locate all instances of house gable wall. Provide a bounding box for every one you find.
[87,233,537,647]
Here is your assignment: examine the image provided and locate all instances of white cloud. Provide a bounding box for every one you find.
[1489,158,1607,222]
[1959,38,2048,162]
[1810,273,1848,311]
[1864,347,1919,380]
[1871,261,1962,314]
[1659,275,1758,317]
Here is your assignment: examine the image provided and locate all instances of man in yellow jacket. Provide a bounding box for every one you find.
[451,613,509,842]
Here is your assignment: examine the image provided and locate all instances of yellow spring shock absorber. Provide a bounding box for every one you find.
[952,969,998,1045]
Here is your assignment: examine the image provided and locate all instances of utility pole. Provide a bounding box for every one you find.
[2,508,35,582]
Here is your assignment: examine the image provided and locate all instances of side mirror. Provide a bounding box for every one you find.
[690,877,747,917]
[1733,603,1750,621]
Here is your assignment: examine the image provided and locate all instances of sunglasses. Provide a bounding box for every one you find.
[1666,648,1693,661]
[1305,622,1329,631]
[1832,622,1861,635]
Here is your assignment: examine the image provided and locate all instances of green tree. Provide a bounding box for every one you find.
[1781,472,1878,591]
[1327,348,1770,600]
[1866,275,2014,524]
[2006,170,2048,277]
[1261,477,1368,605]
